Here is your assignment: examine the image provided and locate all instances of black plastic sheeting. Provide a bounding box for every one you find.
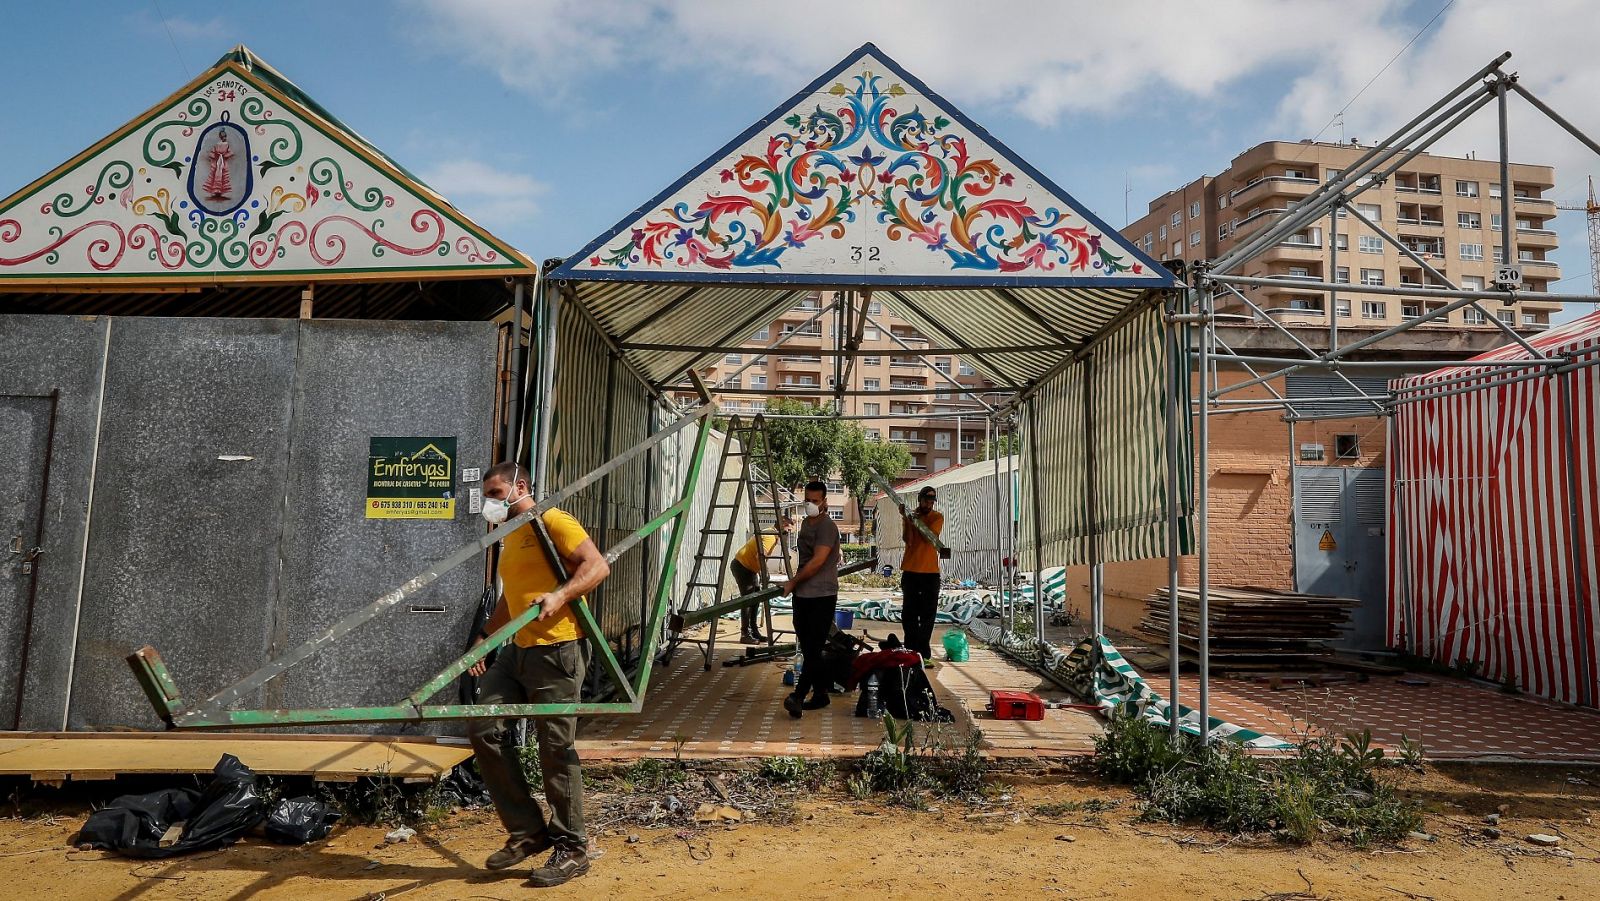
[76,754,270,858]
[264,796,341,844]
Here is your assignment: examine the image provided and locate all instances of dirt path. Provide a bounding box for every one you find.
[1,765,1595,900]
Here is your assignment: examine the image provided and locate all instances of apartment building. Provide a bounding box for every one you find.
[1125,140,1563,332]
[672,291,1003,540]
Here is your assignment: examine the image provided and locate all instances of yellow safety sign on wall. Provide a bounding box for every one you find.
[1318,529,1337,551]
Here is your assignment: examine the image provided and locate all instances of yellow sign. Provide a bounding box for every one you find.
[366,437,457,519]
[1318,529,1337,551]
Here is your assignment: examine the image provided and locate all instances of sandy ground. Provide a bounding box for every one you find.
[2,763,1597,900]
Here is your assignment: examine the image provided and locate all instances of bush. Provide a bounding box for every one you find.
[1091,709,1422,846]
[855,715,990,807]
[758,756,810,785]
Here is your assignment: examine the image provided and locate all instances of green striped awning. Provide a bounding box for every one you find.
[1020,303,1193,566]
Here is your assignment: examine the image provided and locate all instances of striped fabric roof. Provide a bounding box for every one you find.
[549,43,1174,390]
[1395,310,1600,391]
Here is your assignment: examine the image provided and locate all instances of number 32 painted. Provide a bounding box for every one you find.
[850,245,881,262]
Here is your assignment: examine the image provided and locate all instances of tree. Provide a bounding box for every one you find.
[837,427,913,542]
[976,433,1023,461]
[743,398,845,490]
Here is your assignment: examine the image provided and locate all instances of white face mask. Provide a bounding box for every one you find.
[804,501,821,518]
[481,497,511,525]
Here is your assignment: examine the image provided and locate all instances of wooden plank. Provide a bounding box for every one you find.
[0,734,473,782]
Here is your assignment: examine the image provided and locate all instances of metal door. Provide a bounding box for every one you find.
[0,393,56,728]
[1293,465,1387,650]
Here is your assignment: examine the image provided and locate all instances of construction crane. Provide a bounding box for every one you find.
[1557,176,1600,295]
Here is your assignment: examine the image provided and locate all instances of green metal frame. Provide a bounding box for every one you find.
[127,405,717,730]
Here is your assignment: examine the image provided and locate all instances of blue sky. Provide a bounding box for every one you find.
[2,1,1595,319]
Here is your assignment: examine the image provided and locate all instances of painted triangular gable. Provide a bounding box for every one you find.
[0,48,532,286]
[559,43,1167,287]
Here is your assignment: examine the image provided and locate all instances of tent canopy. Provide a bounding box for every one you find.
[1395,310,1600,393]
[550,43,1175,390]
[0,46,534,292]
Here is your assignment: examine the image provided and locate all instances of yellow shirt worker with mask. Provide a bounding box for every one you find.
[465,462,609,888]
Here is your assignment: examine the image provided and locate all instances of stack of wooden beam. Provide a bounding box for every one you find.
[1139,586,1359,669]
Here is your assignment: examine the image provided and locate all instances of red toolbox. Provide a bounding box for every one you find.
[988,690,1045,721]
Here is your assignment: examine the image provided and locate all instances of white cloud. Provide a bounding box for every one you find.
[406,0,1414,123]
[419,158,545,228]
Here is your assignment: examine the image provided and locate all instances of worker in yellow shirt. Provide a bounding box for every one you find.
[729,516,794,643]
[466,462,610,888]
[900,485,945,663]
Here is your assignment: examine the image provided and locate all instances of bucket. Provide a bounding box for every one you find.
[834,609,855,631]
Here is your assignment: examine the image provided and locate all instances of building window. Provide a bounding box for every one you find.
[863,402,880,415]
[1360,268,1384,286]
[1218,195,1228,209]
[1189,201,1201,219]
[1144,231,1154,249]
[868,301,883,314]
[1336,299,1351,318]
[958,362,976,376]
[1461,275,1484,290]
[1359,235,1383,254]
[960,434,977,451]
[1171,241,1182,257]
[864,355,882,367]
[1334,233,1349,251]
[1493,246,1505,264]
[1361,300,1386,319]
[751,327,769,341]
[1335,266,1350,283]
[1497,309,1515,325]
[726,376,742,389]
[935,357,951,373]
[724,353,741,364]
[1458,212,1481,230]
[1401,302,1420,319]
[1523,313,1539,326]
[751,375,766,389]
[1490,214,1502,231]
[1159,224,1168,242]
[1217,223,1230,240]
[1325,168,1342,182]
[1463,306,1486,324]
[1356,202,1382,221]
[863,327,879,340]
[1290,297,1322,311]
[1335,434,1360,459]
[934,432,951,450]
[828,509,844,521]
[1490,183,1503,198]
[1456,180,1479,197]
[865,428,881,440]
[1460,243,1484,261]
[864,378,880,391]
[1171,211,1182,228]
[1188,230,1200,247]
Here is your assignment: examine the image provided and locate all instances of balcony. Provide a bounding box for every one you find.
[1515,195,1556,209]
[1230,174,1318,202]
[1395,216,1445,228]
[889,435,927,446]
[890,358,924,368]
[1518,258,1560,269]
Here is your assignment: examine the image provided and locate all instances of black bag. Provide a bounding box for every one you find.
[264,796,341,844]
[860,664,954,722]
[818,625,862,692]
[77,754,267,858]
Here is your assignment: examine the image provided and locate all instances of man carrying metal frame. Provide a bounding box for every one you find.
[467,462,610,887]
[899,485,945,665]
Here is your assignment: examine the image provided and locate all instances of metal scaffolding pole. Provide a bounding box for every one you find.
[1082,354,1104,637]
[534,281,560,496]
[1211,53,1509,274]
[1164,290,1183,741]
[1194,280,1213,744]
[1328,200,1339,353]
[1026,400,1047,665]
[1497,77,1515,288]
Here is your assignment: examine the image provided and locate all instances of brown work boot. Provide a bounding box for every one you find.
[525,845,590,887]
[485,834,551,870]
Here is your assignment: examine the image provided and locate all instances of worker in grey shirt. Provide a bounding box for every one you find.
[782,480,840,717]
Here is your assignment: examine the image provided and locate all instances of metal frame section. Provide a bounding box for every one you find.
[128,402,717,729]
[1175,52,1600,741]
[868,465,950,556]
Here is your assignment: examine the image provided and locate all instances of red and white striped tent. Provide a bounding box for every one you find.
[1388,311,1600,707]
